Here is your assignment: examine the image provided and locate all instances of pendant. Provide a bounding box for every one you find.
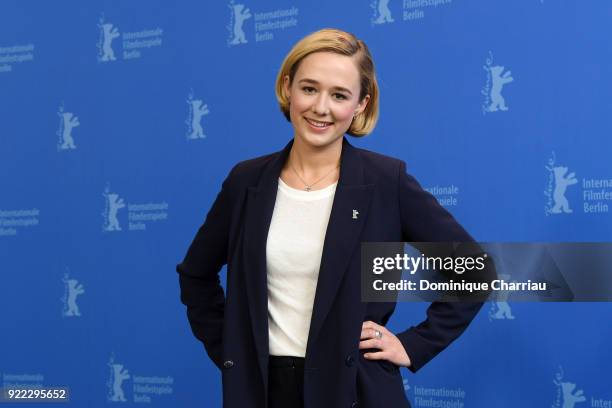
[305,186,311,192]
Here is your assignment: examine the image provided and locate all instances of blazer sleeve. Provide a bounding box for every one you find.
[394,160,486,373]
[176,167,235,370]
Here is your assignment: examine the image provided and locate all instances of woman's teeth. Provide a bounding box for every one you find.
[305,118,332,128]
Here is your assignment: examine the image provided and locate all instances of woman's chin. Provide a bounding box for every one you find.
[296,130,344,149]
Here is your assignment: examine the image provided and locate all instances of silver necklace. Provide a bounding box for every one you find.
[290,161,339,192]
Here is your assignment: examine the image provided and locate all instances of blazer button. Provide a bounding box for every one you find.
[345,355,354,367]
[223,360,234,369]
[351,402,359,408]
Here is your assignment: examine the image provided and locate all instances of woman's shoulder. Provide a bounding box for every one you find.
[231,151,278,174]
[223,149,282,188]
[352,145,405,178]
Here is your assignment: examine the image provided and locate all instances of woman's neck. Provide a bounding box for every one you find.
[287,136,342,177]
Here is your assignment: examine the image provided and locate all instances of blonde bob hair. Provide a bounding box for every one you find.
[275,28,379,137]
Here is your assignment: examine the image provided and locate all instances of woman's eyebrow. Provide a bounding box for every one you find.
[298,78,353,95]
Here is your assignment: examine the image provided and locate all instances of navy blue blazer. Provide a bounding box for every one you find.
[177,137,484,408]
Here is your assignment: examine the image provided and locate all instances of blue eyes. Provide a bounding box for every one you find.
[302,86,347,100]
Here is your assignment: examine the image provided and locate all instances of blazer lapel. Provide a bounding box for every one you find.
[305,139,374,355]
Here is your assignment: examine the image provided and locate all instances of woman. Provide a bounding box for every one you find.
[177,28,484,408]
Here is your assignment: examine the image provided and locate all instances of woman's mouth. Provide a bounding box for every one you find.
[304,117,333,130]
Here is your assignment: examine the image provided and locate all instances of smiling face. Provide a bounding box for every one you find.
[283,51,370,150]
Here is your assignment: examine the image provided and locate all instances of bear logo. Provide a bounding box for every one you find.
[64,279,84,317]
[104,192,126,231]
[187,99,209,139]
[101,23,120,61]
[489,274,515,320]
[110,364,130,402]
[551,166,577,214]
[553,376,586,408]
[229,4,252,45]
[373,0,394,24]
[59,111,80,150]
[487,65,514,112]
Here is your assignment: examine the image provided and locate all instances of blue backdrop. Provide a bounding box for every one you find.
[1,1,611,407]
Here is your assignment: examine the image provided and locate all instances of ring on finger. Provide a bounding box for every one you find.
[374,329,383,340]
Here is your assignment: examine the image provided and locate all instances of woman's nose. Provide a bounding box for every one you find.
[312,94,330,115]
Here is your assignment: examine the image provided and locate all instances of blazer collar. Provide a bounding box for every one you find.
[252,136,366,191]
[243,137,373,382]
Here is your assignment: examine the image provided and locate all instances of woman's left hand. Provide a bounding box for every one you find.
[359,321,412,367]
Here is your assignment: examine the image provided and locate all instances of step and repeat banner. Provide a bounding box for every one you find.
[1,1,611,407]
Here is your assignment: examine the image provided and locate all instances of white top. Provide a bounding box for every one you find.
[266,177,337,357]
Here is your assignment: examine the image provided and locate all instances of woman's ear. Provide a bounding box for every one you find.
[356,94,370,115]
[283,75,291,101]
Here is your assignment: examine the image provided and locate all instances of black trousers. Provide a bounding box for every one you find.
[268,356,305,408]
